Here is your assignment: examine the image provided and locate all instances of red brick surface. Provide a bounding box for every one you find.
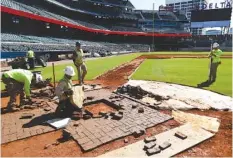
[67,96,172,151]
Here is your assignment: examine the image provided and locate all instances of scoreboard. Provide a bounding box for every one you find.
[191,8,232,22]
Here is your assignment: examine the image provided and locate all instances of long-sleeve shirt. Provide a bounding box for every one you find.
[3,69,33,97]
[55,76,73,101]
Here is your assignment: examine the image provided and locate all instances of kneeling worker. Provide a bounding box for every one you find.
[55,66,82,117]
[1,69,42,111]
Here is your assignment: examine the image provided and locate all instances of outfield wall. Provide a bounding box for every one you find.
[181,47,232,52]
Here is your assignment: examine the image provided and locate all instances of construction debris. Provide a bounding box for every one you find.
[20,113,35,119]
[73,123,79,127]
[159,141,171,150]
[144,136,157,143]
[44,144,52,149]
[112,112,123,120]
[138,107,144,113]
[144,141,157,149]
[175,132,187,140]
[132,104,138,109]
[133,128,145,138]
[83,114,92,120]
[146,146,161,155]
[124,138,129,143]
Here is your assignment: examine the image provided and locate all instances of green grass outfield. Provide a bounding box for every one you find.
[35,53,140,81]
[1,52,232,93]
[1,54,140,90]
[131,58,232,96]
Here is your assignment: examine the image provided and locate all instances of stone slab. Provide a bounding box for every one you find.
[172,110,220,133]
[99,123,214,157]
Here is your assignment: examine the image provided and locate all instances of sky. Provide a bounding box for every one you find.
[130,0,165,10]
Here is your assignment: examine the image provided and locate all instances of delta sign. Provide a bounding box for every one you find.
[198,0,232,10]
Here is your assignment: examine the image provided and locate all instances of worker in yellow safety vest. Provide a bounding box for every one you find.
[1,69,42,111]
[72,42,87,85]
[207,42,222,83]
[55,66,82,117]
[26,48,35,69]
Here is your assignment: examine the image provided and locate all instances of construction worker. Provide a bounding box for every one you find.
[207,42,222,83]
[1,69,42,111]
[55,66,82,117]
[26,48,35,69]
[73,42,87,85]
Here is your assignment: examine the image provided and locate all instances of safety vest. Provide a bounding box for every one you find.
[27,50,35,58]
[3,69,33,97]
[74,49,84,66]
[55,76,73,101]
[211,49,222,63]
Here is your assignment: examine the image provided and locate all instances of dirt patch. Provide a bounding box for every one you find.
[84,102,116,116]
[92,58,144,90]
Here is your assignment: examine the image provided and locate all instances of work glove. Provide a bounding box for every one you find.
[64,89,74,96]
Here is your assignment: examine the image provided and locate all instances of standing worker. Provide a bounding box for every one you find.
[1,69,42,111]
[207,42,222,84]
[55,66,82,117]
[26,48,35,69]
[73,42,87,85]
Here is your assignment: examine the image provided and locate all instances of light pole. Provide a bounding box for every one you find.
[152,3,155,51]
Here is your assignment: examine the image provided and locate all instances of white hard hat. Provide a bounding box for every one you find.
[35,74,43,83]
[213,43,219,48]
[64,66,75,76]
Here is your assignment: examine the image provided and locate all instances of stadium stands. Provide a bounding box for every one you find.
[1,0,193,57]
[1,33,150,57]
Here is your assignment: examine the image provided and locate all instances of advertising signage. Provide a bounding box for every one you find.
[198,0,232,10]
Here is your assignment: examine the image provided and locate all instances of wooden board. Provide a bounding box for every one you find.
[99,124,214,157]
[70,86,84,108]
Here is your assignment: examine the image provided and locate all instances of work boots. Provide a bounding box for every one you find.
[7,103,20,112]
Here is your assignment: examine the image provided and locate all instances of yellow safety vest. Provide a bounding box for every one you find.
[27,50,35,58]
[210,49,222,63]
[74,49,84,66]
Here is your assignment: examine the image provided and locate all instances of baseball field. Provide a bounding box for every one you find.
[34,51,232,96]
[1,52,232,96]
[1,51,232,157]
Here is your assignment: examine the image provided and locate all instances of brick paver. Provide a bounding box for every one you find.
[2,89,172,151]
[1,103,57,144]
[67,95,172,152]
